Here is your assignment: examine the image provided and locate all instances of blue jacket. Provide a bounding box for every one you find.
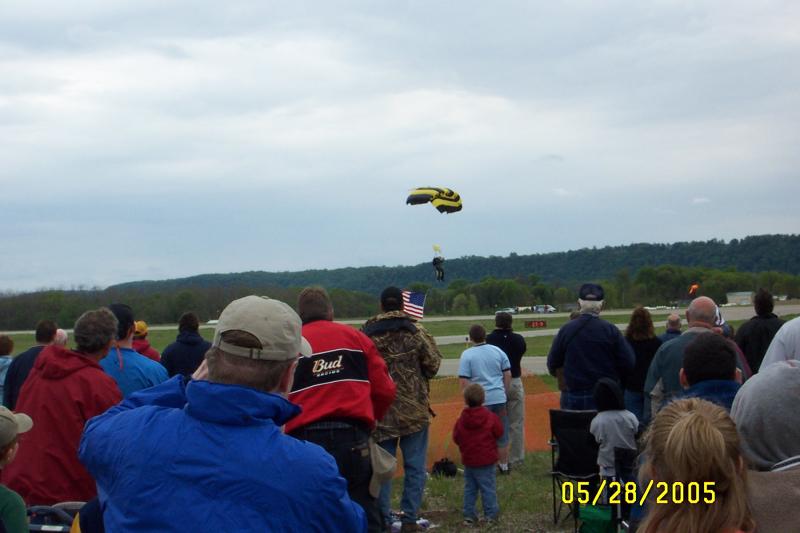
[100,346,169,397]
[79,376,366,533]
[658,329,682,344]
[679,379,741,411]
[547,314,635,391]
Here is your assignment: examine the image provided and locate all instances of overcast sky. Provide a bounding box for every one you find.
[2,1,799,291]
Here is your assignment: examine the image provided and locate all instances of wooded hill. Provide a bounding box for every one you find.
[110,234,799,295]
[1,234,798,330]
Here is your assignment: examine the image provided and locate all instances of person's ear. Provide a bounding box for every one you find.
[278,359,299,396]
[679,368,689,389]
[0,442,19,467]
[734,368,743,384]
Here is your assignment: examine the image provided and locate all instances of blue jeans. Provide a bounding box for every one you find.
[378,426,429,526]
[486,403,510,447]
[463,465,499,520]
[624,390,644,425]
[560,389,596,410]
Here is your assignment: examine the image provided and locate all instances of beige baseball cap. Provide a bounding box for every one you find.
[212,296,312,361]
[0,406,33,447]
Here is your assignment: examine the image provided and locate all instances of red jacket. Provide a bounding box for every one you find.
[2,345,122,505]
[285,319,396,433]
[132,338,161,362]
[453,406,503,468]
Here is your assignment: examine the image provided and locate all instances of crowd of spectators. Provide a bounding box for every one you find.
[0,283,795,532]
[548,285,796,532]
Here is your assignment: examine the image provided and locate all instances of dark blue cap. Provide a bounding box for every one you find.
[578,283,604,301]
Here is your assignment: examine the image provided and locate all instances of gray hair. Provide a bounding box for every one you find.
[666,314,681,329]
[578,299,603,314]
[54,329,69,346]
[74,309,118,354]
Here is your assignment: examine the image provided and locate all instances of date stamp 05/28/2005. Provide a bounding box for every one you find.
[561,480,717,506]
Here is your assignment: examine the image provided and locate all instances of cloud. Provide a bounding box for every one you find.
[0,1,799,290]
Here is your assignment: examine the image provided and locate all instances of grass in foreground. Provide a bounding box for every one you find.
[389,451,570,532]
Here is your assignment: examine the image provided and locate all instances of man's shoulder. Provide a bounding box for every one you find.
[10,345,42,365]
[125,349,166,369]
[484,343,508,358]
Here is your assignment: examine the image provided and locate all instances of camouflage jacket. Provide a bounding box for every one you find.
[363,311,442,441]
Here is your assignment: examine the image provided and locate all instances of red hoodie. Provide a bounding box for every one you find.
[132,338,161,362]
[285,319,396,433]
[453,406,503,468]
[2,345,122,505]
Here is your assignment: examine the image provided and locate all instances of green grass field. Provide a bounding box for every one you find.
[4,315,797,362]
[406,450,571,532]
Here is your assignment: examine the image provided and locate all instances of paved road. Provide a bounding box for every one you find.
[429,303,800,345]
[437,356,548,377]
[6,304,798,342]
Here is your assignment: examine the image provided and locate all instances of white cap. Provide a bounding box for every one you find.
[212,296,311,361]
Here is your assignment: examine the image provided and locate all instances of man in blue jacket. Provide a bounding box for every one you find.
[100,303,168,396]
[547,283,635,410]
[80,295,367,533]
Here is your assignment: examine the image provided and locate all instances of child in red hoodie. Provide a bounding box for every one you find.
[453,383,503,526]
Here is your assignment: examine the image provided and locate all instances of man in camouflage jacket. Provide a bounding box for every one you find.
[363,286,442,533]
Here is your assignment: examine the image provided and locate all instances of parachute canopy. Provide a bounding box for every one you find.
[406,187,462,214]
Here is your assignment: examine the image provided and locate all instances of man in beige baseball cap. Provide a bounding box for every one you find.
[80,295,367,532]
[0,406,32,532]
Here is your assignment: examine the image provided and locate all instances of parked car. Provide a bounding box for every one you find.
[533,305,557,313]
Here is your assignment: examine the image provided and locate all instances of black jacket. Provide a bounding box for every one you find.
[486,329,527,378]
[735,313,785,373]
[624,336,662,393]
[3,345,45,409]
[160,331,211,378]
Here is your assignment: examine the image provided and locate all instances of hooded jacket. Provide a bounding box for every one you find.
[2,345,121,505]
[79,376,366,533]
[363,311,442,441]
[160,331,211,377]
[132,338,161,362]
[453,406,503,467]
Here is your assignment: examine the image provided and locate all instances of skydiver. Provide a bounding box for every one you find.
[432,256,445,281]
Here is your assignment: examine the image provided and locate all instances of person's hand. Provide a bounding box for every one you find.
[192,360,209,381]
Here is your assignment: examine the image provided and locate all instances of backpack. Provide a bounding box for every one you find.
[430,458,457,477]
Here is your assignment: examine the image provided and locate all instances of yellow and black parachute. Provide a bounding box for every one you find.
[406,187,462,214]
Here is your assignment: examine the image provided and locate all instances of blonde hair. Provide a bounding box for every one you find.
[640,398,753,533]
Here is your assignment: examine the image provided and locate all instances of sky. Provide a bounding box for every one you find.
[2,1,799,291]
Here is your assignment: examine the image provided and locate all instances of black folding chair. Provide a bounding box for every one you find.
[549,409,599,532]
[27,505,74,532]
[613,447,639,532]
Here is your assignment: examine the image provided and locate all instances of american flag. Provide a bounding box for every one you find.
[402,290,426,320]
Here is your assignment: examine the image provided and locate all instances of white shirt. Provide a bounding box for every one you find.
[761,316,800,369]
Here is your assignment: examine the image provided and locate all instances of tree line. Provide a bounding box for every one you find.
[1,264,798,330]
[105,234,800,297]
